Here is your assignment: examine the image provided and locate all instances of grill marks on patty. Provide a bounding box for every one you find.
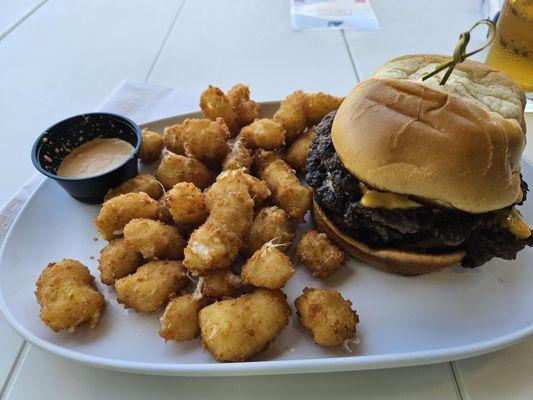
[305,111,533,268]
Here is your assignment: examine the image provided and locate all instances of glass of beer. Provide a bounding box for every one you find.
[485,0,533,96]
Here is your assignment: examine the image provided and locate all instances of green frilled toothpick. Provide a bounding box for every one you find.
[421,19,496,85]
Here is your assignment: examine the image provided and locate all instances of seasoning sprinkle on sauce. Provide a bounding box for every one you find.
[57,138,134,178]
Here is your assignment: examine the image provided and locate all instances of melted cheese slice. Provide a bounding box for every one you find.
[359,184,421,209]
[501,209,531,239]
[358,183,531,238]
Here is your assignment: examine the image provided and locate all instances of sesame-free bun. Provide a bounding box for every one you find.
[331,54,527,213]
[311,199,465,276]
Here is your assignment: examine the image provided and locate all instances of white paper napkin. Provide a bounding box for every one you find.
[0,79,199,246]
[98,79,200,124]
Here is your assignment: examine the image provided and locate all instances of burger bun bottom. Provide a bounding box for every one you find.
[311,198,465,276]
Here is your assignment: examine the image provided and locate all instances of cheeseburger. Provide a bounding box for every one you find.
[306,54,532,275]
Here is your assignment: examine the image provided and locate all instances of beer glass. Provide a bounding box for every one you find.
[485,0,533,96]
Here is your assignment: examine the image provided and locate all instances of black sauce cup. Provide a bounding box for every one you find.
[31,113,142,204]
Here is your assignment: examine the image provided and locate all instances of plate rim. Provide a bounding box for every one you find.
[1,107,532,376]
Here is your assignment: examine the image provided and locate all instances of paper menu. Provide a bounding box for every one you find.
[291,0,379,30]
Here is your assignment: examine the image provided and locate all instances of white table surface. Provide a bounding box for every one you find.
[1,0,532,398]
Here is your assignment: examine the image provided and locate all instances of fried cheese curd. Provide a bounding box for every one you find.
[244,206,294,256]
[199,289,291,362]
[139,129,164,162]
[297,230,345,278]
[283,127,317,173]
[254,151,311,220]
[205,169,271,212]
[159,294,209,341]
[180,118,230,165]
[155,152,213,190]
[295,288,359,347]
[200,269,242,299]
[185,220,243,274]
[103,174,164,202]
[273,90,308,142]
[227,84,260,125]
[184,171,260,274]
[98,238,142,285]
[183,170,270,275]
[123,218,185,260]
[222,137,254,172]
[241,242,294,289]
[165,182,207,227]
[115,260,188,313]
[207,184,254,240]
[35,259,105,332]
[200,85,240,134]
[304,92,343,125]
[204,169,270,212]
[95,192,161,241]
[163,124,185,155]
[239,118,286,150]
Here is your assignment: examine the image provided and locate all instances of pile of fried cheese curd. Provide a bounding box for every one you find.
[35,84,360,362]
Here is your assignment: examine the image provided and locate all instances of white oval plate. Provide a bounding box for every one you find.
[1,103,532,376]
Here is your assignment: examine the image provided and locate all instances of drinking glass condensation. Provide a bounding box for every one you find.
[485,0,533,93]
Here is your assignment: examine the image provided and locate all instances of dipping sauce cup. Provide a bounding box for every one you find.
[31,113,142,204]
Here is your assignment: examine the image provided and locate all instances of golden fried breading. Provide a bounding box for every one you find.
[200,269,242,299]
[304,92,343,125]
[155,153,213,190]
[205,171,257,236]
[103,174,164,202]
[165,182,207,227]
[163,124,185,155]
[123,218,185,260]
[209,185,254,238]
[241,243,294,289]
[222,137,254,172]
[295,288,358,347]
[115,260,188,313]
[199,289,291,361]
[184,169,265,275]
[273,90,308,142]
[254,151,311,220]
[158,197,175,225]
[205,169,270,210]
[96,192,161,241]
[35,259,105,332]
[227,84,260,126]
[297,230,345,278]
[98,238,142,285]
[240,119,286,150]
[244,206,294,256]
[181,118,230,165]
[159,294,208,341]
[184,220,243,274]
[283,127,317,173]
[200,85,240,134]
[139,129,164,162]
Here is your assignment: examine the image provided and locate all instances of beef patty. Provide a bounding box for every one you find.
[306,111,533,268]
